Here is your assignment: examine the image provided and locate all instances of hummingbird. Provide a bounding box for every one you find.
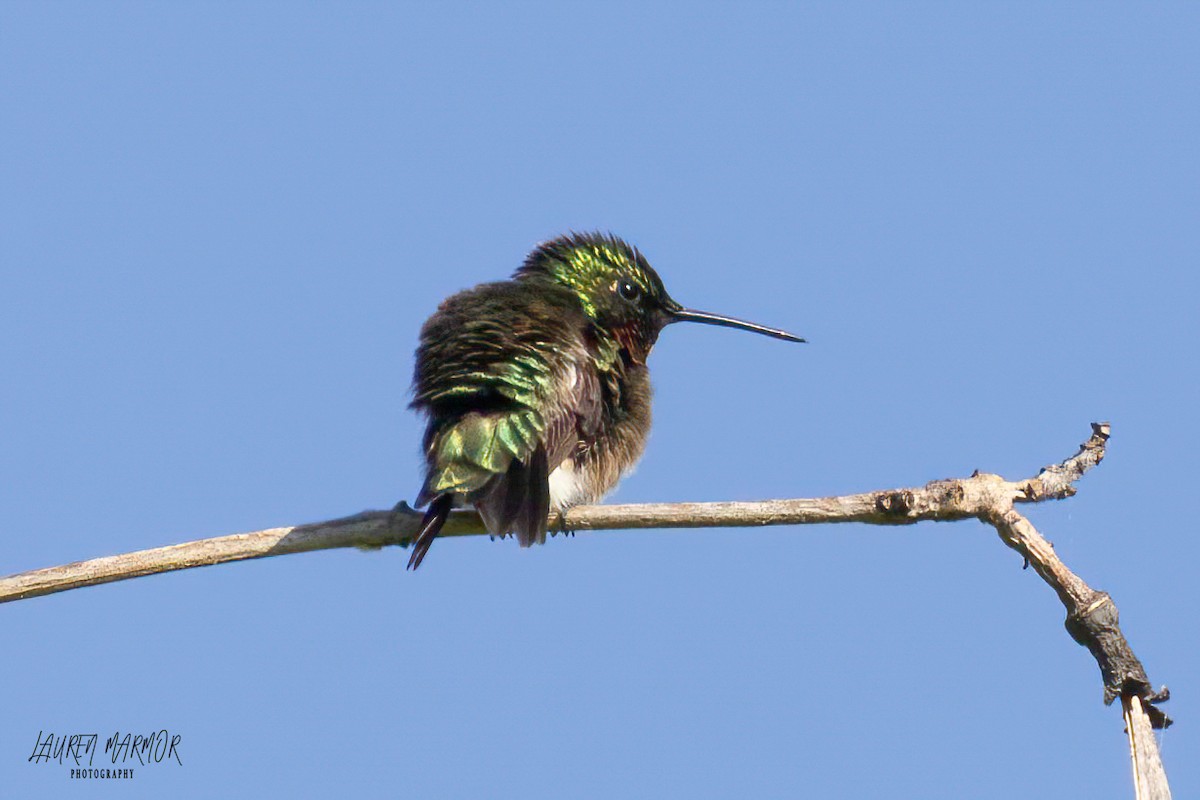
[406,232,803,569]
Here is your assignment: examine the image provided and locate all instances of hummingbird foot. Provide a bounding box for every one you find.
[550,510,576,538]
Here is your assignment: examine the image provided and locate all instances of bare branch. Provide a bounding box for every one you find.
[0,421,1172,750]
[1125,695,1173,800]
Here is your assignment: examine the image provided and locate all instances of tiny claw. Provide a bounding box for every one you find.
[551,511,576,538]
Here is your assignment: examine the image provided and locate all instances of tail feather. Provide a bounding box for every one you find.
[516,446,550,546]
[476,446,550,548]
[408,494,453,570]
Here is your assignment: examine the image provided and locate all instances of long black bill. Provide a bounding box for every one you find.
[668,305,805,343]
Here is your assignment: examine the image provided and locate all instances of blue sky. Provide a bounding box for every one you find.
[2,3,1196,797]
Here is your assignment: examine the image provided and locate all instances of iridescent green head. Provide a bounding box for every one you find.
[516,232,804,360]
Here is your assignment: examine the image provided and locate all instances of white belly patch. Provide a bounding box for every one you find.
[548,459,589,510]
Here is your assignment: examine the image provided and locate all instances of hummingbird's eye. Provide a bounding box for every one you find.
[617,279,641,301]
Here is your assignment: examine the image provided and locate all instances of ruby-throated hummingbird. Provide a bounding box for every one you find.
[407,232,803,569]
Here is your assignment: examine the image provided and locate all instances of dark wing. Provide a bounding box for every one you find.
[412,282,598,546]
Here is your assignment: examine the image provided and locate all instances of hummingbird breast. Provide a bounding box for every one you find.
[546,361,652,510]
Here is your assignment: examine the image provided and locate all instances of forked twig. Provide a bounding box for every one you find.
[0,422,1172,795]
